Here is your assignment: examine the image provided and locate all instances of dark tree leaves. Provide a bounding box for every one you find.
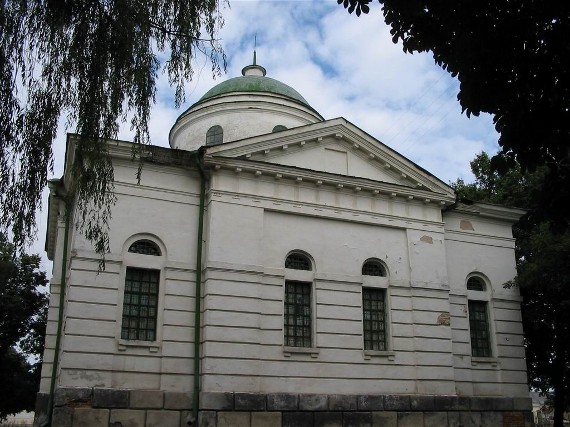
[0,0,226,255]
[0,233,49,420]
[0,348,42,421]
[339,0,570,230]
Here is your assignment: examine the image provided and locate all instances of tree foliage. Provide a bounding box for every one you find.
[452,153,570,427]
[0,233,49,420]
[0,0,226,255]
[339,0,570,229]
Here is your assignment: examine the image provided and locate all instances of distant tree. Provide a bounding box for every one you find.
[452,153,570,427]
[0,233,49,420]
[452,152,547,212]
[0,0,226,258]
[339,0,570,229]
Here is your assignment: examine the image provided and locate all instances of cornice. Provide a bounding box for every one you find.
[209,189,446,233]
[445,202,526,223]
[205,155,456,206]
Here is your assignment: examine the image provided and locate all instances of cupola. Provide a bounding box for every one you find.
[169,57,323,151]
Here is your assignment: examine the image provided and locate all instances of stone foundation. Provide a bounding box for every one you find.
[34,388,193,427]
[35,389,534,427]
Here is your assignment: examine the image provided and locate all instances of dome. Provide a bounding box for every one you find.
[169,62,323,151]
[198,72,311,108]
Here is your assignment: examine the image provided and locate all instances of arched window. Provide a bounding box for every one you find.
[272,125,288,133]
[128,239,161,256]
[467,276,486,291]
[285,253,312,271]
[284,251,314,349]
[362,259,386,277]
[121,237,164,344]
[206,125,223,145]
[361,259,389,352]
[466,274,492,357]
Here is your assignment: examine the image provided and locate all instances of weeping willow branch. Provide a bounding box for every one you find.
[0,0,227,262]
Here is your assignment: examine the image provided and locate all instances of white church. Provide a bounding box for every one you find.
[36,60,533,427]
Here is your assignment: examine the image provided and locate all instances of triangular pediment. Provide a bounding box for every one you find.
[205,118,455,198]
[255,139,406,185]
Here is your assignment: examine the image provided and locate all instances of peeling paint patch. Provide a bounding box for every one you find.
[460,220,474,230]
[419,235,433,244]
[437,312,451,326]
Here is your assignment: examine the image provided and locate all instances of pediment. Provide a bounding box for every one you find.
[205,118,454,198]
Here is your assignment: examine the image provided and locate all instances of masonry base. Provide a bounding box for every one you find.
[34,389,534,427]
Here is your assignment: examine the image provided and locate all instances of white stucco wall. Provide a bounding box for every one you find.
[41,141,528,400]
[444,210,528,397]
[196,167,528,396]
[40,154,202,393]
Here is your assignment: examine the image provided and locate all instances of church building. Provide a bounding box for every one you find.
[36,60,532,427]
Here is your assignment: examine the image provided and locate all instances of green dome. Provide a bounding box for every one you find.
[198,75,311,107]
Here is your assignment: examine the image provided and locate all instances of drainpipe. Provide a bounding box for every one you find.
[192,148,207,423]
[47,196,71,426]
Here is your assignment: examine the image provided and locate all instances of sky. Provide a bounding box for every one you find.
[37,0,501,270]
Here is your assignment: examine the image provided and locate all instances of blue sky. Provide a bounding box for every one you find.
[39,0,500,268]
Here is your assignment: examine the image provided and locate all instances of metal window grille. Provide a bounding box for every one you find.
[284,281,312,347]
[362,260,385,277]
[272,125,288,133]
[206,125,223,145]
[467,277,485,291]
[362,288,386,351]
[121,268,159,341]
[285,253,311,270]
[128,239,161,256]
[468,300,491,357]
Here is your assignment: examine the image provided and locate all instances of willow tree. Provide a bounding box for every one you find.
[0,0,226,255]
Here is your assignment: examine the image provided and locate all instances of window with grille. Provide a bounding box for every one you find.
[285,253,312,271]
[468,300,491,357]
[284,281,312,347]
[121,268,159,341]
[206,125,223,145]
[362,288,387,351]
[362,260,386,277]
[272,125,287,133]
[128,239,161,256]
[467,276,486,291]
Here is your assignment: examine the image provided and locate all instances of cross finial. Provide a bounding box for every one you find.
[242,33,266,77]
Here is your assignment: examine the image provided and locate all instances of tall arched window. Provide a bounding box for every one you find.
[206,125,223,145]
[284,252,314,349]
[121,237,165,345]
[466,274,492,357]
[361,258,389,352]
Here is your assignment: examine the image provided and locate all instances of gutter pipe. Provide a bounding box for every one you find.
[192,148,207,423]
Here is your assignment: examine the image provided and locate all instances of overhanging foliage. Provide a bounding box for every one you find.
[0,0,226,255]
